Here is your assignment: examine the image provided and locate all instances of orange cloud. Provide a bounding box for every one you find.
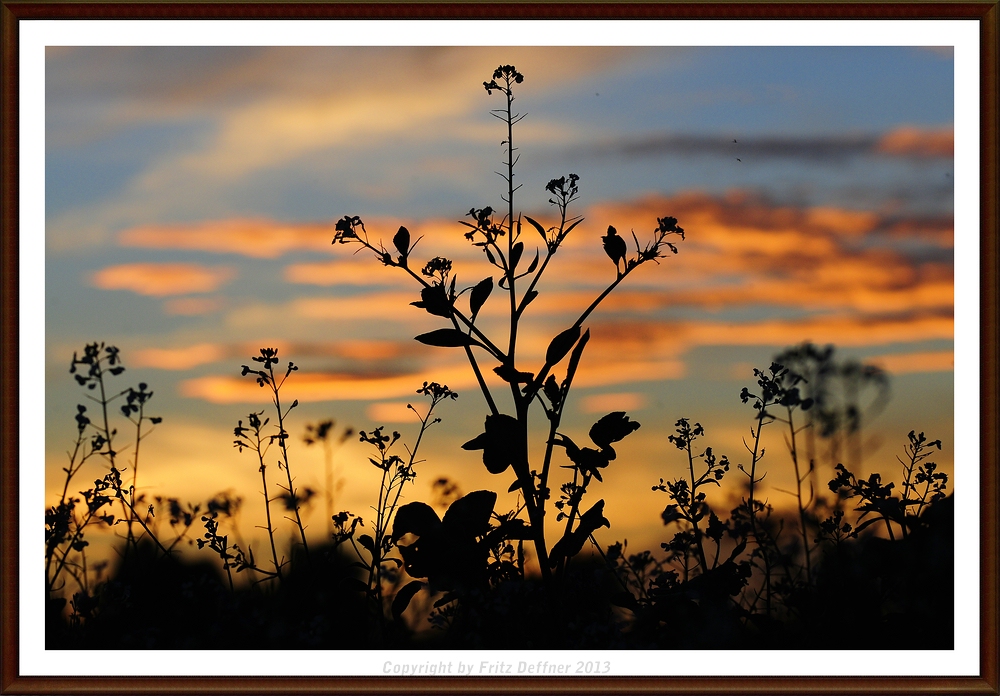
[90,263,235,296]
[573,359,686,387]
[119,218,339,258]
[117,194,954,328]
[115,212,528,266]
[511,269,952,318]
[180,365,476,404]
[290,293,423,322]
[366,401,427,423]
[146,190,952,404]
[582,313,953,363]
[284,260,409,287]
[579,392,648,414]
[133,343,227,370]
[128,338,422,375]
[173,311,951,407]
[802,206,881,234]
[588,190,920,249]
[876,126,953,158]
[519,191,954,319]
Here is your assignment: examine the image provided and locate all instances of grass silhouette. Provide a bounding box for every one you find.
[45,65,953,651]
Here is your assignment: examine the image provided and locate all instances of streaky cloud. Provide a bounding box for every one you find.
[584,125,953,163]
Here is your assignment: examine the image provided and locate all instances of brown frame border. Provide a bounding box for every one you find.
[1,5,997,694]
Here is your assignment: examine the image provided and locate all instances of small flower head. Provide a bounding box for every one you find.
[333,215,363,243]
[417,381,458,401]
[421,256,453,284]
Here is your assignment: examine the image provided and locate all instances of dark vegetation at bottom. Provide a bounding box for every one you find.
[46,493,952,649]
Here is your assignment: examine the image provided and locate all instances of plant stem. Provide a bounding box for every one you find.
[746,397,773,541]
[451,314,499,416]
[259,458,283,579]
[129,401,145,536]
[95,365,136,555]
[269,363,310,563]
[785,406,812,584]
[685,440,709,572]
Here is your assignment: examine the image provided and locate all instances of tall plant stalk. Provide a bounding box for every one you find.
[333,65,684,585]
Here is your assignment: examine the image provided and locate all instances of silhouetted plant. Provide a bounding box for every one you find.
[47,343,169,605]
[239,347,309,563]
[829,430,946,541]
[150,496,202,553]
[775,342,889,473]
[331,382,458,640]
[303,419,354,537]
[233,410,284,581]
[898,430,948,535]
[654,419,731,579]
[333,64,684,586]
[197,510,238,592]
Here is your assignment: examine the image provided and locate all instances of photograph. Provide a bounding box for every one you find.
[4,11,994,690]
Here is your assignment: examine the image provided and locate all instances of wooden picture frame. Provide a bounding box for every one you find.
[1,4,996,694]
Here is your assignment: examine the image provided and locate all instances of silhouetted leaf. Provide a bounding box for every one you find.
[521,290,539,311]
[391,501,441,541]
[396,489,499,592]
[661,505,682,525]
[358,534,375,553]
[727,537,747,562]
[493,364,534,384]
[524,249,539,275]
[462,413,522,475]
[589,412,641,451]
[442,490,496,538]
[469,277,493,319]
[410,284,453,318]
[393,226,410,258]
[853,517,885,534]
[552,433,612,481]
[543,375,562,411]
[546,325,581,366]
[524,215,547,240]
[602,225,627,267]
[510,241,524,272]
[549,499,610,567]
[397,540,433,581]
[563,328,590,386]
[391,580,424,620]
[433,591,458,608]
[414,329,482,349]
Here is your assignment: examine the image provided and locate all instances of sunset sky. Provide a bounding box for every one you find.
[44,45,956,558]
